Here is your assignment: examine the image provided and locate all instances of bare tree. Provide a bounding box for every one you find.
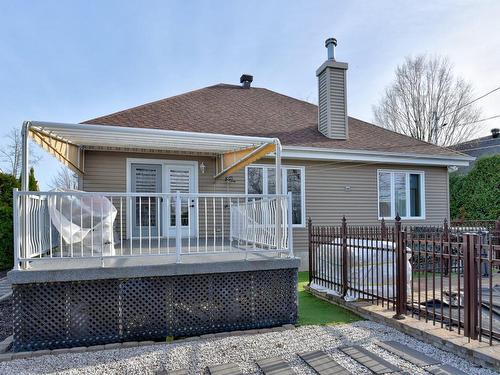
[50,166,79,190]
[0,127,41,177]
[373,55,481,146]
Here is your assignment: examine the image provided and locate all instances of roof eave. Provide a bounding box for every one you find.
[281,146,473,167]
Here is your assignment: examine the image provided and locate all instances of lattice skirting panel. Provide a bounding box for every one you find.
[12,268,298,351]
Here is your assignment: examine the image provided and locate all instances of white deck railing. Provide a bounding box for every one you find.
[13,190,293,269]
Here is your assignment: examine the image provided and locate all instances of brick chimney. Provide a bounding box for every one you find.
[316,38,348,139]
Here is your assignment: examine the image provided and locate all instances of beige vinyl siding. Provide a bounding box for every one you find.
[317,67,347,139]
[83,150,450,269]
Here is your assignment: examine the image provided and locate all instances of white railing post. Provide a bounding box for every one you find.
[13,189,20,270]
[175,191,182,263]
[287,192,294,257]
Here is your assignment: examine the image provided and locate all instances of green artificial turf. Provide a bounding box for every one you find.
[297,271,361,326]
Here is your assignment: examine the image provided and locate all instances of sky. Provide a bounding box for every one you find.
[1,0,499,189]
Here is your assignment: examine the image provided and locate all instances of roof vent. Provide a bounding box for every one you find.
[491,128,499,138]
[240,74,253,89]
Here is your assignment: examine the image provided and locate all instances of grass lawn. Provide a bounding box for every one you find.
[298,271,361,326]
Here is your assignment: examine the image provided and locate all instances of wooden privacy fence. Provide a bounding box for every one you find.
[308,217,500,345]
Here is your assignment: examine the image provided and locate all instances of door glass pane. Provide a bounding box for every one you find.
[410,174,421,217]
[247,167,263,194]
[286,168,302,225]
[394,172,407,217]
[169,168,191,226]
[378,172,391,218]
[132,165,160,229]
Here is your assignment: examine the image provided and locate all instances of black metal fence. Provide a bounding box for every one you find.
[308,217,500,345]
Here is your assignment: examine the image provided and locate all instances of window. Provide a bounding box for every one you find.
[377,170,425,219]
[246,165,305,226]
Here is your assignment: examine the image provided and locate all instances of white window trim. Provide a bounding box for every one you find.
[245,164,306,228]
[377,169,426,220]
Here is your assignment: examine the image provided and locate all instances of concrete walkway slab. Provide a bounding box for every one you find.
[340,345,400,374]
[376,340,440,367]
[427,364,468,375]
[298,350,351,375]
[208,363,241,375]
[257,357,295,375]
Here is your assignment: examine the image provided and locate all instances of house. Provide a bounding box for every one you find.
[18,38,471,270]
[450,128,499,173]
[7,39,472,351]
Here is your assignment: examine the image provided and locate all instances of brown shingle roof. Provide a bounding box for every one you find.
[83,83,460,157]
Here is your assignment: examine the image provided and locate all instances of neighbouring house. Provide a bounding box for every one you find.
[450,128,500,173]
[7,39,472,351]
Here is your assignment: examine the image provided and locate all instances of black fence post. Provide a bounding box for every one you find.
[308,217,313,285]
[341,216,348,297]
[393,214,406,320]
[381,218,387,239]
[464,233,479,340]
[443,218,450,276]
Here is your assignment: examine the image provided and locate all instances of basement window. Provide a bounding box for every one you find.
[377,170,425,220]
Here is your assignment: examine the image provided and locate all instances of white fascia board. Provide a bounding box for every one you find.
[280,146,473,167]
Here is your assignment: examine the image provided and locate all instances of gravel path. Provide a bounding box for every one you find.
[0,321,497,375]
[0,297,12,341]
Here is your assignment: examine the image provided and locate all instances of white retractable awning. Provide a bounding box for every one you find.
[22,121,282,188]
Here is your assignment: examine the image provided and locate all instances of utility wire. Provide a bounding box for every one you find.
[441,85,500,117]
[459,114,500,126]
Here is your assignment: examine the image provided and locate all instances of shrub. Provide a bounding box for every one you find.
[0,204,13,270]
[0,173,20,270]
[450,155,500,220]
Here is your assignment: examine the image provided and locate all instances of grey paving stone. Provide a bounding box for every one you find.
[0,336,13,353]
[298,350,351,375]
[168,369,189,375]
[208,362,241,375]
[256,357,295,375]
[427,364,468,375]
[0,353,13,362]
[376,340,440,367]
[340,345,400,374]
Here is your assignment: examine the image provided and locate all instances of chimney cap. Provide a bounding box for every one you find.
[240,74,253,88]
[492,128,499,138]
[325,38,337,48]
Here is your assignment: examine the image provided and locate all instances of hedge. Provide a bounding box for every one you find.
[450,154,500,220]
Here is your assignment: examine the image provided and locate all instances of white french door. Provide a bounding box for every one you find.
[164,164,197,237]
[129,160,198,239]
[130,163,162,237]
